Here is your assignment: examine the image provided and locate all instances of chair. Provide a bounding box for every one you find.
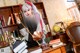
[66,22,80,53]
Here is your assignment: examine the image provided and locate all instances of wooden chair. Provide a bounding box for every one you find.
[66,22,80,53]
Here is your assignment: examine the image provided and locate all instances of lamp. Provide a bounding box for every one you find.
[53,21,66,33]
[53,22,69,43]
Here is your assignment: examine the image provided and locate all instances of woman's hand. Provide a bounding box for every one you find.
[32,31,42,41]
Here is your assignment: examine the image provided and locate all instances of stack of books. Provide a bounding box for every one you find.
[12,40,28,53]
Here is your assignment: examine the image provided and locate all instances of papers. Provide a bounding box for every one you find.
[49,39,64,48]
[52,42,64,48]
[49,39,61,45]
[0,0,5,7]
[30,48,42,53]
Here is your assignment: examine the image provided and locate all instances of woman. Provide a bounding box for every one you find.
[18,0,47,48]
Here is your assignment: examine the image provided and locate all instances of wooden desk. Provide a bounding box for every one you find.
[28,44,66,53]
[43,45,66,53]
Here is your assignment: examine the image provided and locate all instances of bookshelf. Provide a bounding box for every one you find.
[0,2,51,33]
[0,24,18,34]
[0,2,51,48]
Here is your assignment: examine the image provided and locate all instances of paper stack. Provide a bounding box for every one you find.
[49,39,64,48]
[17,0,25,4]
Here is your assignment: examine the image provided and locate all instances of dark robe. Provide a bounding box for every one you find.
[18,15,38,48]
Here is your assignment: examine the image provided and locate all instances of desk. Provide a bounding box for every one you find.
[28,44,66,53]
[43,45,66,53]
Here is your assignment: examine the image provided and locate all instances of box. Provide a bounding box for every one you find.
[0,46,12,53]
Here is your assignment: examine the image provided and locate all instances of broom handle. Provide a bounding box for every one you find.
[21,22,41,46]
[19,10,41,46]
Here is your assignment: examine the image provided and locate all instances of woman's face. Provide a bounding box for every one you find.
[23,8,33,17]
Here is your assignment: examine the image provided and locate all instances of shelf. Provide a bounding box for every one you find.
[0,24,18,34]
[0,24,18,28]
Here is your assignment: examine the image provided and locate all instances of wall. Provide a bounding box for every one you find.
[42,0,78,35]
[0,0,79,35]
[0,0,25,7]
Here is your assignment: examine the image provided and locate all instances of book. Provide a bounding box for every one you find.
[49,39,64,48]
[11,14,15,25]
[3,16,6,26]
[7,16,12,25]
[13,29,19,37]
[14,13,21,24]
[52,42,63,48]
[0,15,5,27]
[49,39,61,45]
[12,40,27,53]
